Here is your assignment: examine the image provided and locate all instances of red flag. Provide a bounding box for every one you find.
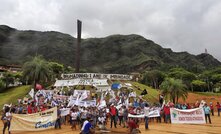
[36,84,43,90]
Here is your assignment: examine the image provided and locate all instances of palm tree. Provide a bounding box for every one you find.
[160,78,188,104]
[22,56,51,89]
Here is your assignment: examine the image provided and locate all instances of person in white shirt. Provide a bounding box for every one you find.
[2,107,12,134]
[70,108,78,130]
[144,103,150,130]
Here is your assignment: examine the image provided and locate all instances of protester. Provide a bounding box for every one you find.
[164,105,170,123]
[127,119,140,134]
[2,107,12,134]
[210,102,214,116]
[70,108,78,130]
[216,102,220,116]
[144,103,150,130]
[204,103,211,124]
[109,104,117,128]
[81,117,94,134]
[55,106,62,129]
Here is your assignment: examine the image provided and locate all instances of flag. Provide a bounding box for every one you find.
[29,89,34,98]
[75,94,80,106]
[35,84,43,90]
[79,90,88,101]
[129,92,136,97]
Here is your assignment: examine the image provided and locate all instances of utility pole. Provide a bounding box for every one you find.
[75,20,82,73]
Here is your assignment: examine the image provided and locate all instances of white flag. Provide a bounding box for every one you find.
[29,88,34,98]
[129,92,136,97]
[79,90,88,101]
[75,94,80,106]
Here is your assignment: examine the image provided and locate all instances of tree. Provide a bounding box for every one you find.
[191,80,206,92]
[141,70,165,89]
[49,62,64,79]
[2,72,15,89]
[22,56,51,89]
[160,78,188,104]
[168,68,196,90]
[0,79,5,92]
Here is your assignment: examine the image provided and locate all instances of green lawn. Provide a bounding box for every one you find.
[0,85,31,108]
[130,82,159,103]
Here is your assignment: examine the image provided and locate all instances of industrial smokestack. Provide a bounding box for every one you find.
[75,20,82,73]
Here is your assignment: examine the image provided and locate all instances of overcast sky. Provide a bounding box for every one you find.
[0,0,221,61]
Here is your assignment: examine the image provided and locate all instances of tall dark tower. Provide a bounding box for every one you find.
[75,20,82,73]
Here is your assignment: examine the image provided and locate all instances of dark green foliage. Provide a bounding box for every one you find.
[0,25,220,73]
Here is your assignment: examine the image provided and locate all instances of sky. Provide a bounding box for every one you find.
[0,0,221,61]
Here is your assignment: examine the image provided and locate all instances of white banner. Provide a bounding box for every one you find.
[61,73,133,80]
[10,107,57,131]
[73,90,90,98]
[128,110,160,118]
[54,78,109,87]
[148,110,161,118]
[170,108,206,124]
[60,108,70,117]
[68,99,96,107]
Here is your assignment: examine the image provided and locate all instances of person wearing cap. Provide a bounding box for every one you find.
[203,103,211,124]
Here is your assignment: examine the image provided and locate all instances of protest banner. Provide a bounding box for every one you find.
[54,78,109,87]
[68,98,96,107]
[61,73,133,80]
[128,109,160,118]
[73,90,90,98]
[10,107,57,131]
[60,108,70,117]
[170,108,206,124]
[148,109,161,118]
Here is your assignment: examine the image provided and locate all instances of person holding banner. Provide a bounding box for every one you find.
[55,106,62,129]
[204,103,212,124]
[144,103,150,130]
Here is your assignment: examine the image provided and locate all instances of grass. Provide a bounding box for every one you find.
[0,85,31,108]
[195,92,221,96]
[129,82,159,103]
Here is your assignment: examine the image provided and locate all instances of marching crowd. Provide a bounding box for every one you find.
[1,88,221,134]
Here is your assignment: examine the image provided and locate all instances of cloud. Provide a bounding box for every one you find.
[0,0,221,60]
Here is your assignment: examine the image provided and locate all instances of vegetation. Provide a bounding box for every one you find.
[0,85,31,108]
[0,25,220,73]
[22,56,52,89]
[160,78,188,104]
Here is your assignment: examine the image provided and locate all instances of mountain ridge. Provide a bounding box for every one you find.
[0,25,220,73]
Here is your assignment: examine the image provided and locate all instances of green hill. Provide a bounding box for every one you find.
[0,25,220,73]
[0,85,31,108]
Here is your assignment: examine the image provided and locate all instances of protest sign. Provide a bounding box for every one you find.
[128,109,160,118]
[170,108,206,124]
[61,73,133,80]
[60,108,70,117]
[10,107,57,131]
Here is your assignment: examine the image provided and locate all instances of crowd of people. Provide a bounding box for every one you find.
[1,87,221,134]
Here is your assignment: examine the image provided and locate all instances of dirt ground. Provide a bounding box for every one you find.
[2,93,221,134]
[1,113,221,134]
[179,93,221,107]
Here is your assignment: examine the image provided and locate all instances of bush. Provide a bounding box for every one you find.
[0,79,6,92]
